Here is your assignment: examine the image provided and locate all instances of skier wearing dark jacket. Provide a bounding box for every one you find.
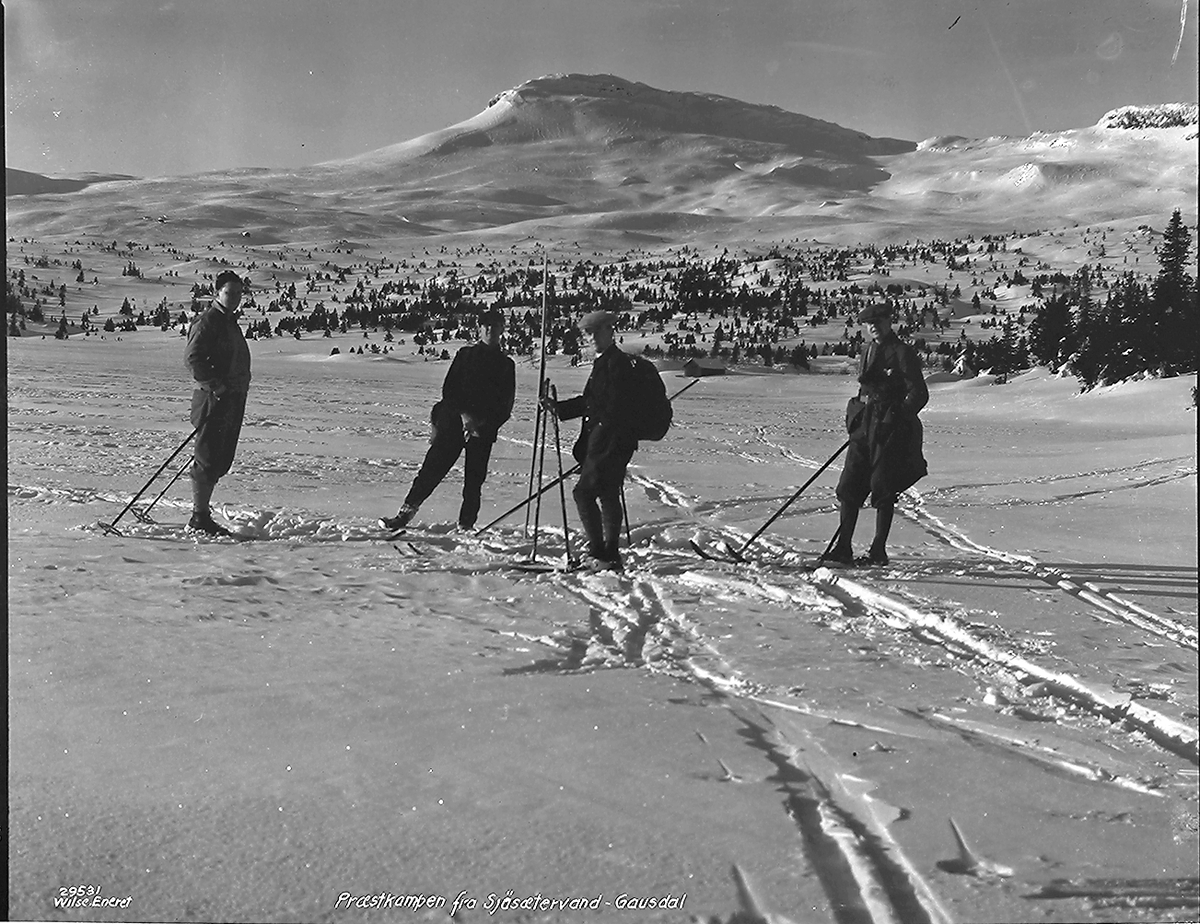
[380,311,515,531]
[823,302,928,567]
[546,310,637,571]
[184,270,252,535]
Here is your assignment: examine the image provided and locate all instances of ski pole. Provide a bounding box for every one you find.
[133,455,192,523]
[734,439,850,558]
[667,376,701,402]
[523,397,543,537]
[477,378,701,536]
[817,525,842,562]
[525,250,551,537]
[101,426,199,535]
[530,378,552,561]
[477,463,581,536]
[548,383,576,566]
[620,482,631,545]
[523,398,544,537]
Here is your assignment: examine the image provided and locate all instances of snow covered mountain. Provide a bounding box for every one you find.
[336,73,913,167]
[5,76,1196,244]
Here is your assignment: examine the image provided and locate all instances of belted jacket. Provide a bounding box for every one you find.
[185,304,252,396]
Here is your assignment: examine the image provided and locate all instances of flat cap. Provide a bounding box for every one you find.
[214,270,243,290]
[479,309,505,328]
[857,302,891,323]
[579,310,618,332]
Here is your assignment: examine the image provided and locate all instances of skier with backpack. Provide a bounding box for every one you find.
[544,310,671,571]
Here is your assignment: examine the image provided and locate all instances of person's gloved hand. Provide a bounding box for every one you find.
[461,412,484,439]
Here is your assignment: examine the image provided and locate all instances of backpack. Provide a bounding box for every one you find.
[624,353,672,441]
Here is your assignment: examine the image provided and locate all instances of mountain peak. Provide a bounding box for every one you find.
[480,72,915,155]
[340,73,914,168]
[1097,103,1198,130]
[486,73,645,108]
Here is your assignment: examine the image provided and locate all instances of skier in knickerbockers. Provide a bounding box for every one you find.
[380,309,516,532]
[821,301,928,567]
[184,270,252,536]
[543,310,637,572]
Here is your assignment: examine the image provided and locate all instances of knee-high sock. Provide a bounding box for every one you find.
[599,490,624,553]
[191,476,215,517]
[835,501,859,553]
[872,503,895,554]
[574,494,604,556]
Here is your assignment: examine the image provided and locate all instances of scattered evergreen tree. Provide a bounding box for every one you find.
[6,279,23,317]
[788,345,811,369]
[1094,274,1150,385]
[1027,292,1074,370]
[1153,209,1197,374]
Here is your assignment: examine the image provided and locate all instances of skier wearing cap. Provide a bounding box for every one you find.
[822,302,928,567]
[184,270,252,536]
[544,310,636,571]
[381,310,515,532]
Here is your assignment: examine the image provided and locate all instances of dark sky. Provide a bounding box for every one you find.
[5,0,1196,177]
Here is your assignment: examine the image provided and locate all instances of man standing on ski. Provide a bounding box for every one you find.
[185,270,252,536]
[381,310,515,531]
[823,302,928,567]
[544,310,636,571]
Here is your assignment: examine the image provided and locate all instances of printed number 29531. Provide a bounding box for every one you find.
[59,886,101,898]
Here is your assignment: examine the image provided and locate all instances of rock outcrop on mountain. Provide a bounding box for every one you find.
[1097,103,1198,131]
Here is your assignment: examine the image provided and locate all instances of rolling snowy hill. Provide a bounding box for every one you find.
[5,75,1196,245]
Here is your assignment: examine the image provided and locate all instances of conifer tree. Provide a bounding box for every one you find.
[1028,292,1074,369]
[1153,209,1197,373]
[1097,274,1147,384]
[1070,291,1104,390]
[1157,210,1194,292]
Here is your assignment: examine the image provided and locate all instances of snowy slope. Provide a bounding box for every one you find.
[7,76,1194,245]
[872,103,1199,229]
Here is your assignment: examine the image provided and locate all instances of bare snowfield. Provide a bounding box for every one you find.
[7,324,1197,923]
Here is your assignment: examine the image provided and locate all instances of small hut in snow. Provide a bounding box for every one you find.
[683,357,728,377]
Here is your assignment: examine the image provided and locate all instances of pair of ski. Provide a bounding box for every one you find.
[689,536,755,565]
[689,534,891,571]
[689,526,845,570]
[380,526,583,574]
[688,536,807,567]
[98,519,257,543]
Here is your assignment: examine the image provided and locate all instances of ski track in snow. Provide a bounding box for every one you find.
[524,549,1195,920]
[921,454,1197,507]
[900,489,1199,651]
[12,392,1198,921]
[675,478,1199,757]
[344,451,1192,922]
[487,457,1194,919]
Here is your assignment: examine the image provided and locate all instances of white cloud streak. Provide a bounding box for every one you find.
[1172,0,1188,64]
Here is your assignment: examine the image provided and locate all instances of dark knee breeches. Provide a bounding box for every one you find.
[190,389,247,485]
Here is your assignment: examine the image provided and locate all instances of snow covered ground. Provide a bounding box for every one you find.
[8,328,1197,923]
